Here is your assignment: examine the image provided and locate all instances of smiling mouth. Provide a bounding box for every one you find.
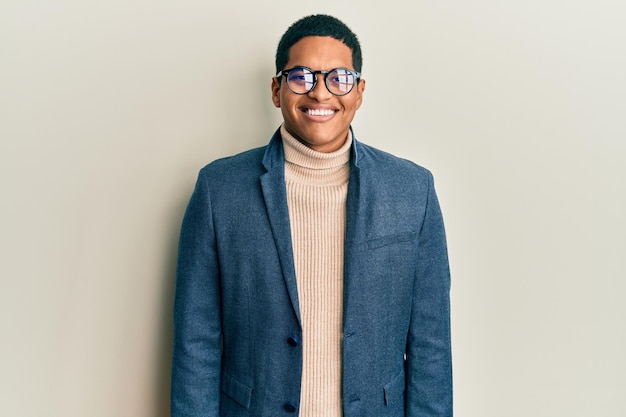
[305,108,336,116]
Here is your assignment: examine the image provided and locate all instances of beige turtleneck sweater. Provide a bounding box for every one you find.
[281,125,351,417]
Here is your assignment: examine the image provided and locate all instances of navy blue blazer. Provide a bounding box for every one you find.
[172,128,452,417]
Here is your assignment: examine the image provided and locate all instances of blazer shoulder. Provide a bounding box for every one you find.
[356,141,433,181]
[199,145,267,180]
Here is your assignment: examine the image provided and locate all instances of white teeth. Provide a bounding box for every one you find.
[307,109,335,116]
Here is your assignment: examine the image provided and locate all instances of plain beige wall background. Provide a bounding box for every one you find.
[1,1,624,416]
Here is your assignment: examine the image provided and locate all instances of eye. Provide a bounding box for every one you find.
[329,71,353,85]
[287,68,313,83]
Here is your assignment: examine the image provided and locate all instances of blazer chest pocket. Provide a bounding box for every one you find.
[366,231,417,250]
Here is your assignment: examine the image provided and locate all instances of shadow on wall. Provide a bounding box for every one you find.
[222,65,283,153]
[153,195,187,417]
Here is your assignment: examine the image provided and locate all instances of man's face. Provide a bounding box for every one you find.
[271,36,365,153]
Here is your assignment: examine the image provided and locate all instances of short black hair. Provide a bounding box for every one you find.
[275,14,362,74]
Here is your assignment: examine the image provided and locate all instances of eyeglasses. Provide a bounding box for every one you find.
[277,66,361,96]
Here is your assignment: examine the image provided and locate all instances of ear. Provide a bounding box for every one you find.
[271,77,281,108]
[355,78,366,110]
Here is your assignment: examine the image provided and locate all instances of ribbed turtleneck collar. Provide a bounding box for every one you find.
[281,124,352,170]
[280,124,351,186]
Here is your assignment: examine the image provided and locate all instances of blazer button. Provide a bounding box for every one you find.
[284,402,297,413]
[287,336,299,347]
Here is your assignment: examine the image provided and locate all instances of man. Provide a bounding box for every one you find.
[171,14,452,417]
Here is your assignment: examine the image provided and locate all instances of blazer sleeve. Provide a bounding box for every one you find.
[406,171,453,416]
[171,170,222,416]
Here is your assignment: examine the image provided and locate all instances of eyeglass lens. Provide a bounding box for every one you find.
[286,68,356,96]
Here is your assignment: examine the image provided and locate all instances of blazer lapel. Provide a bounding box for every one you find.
[343,133,374,331]
[260,132,302,325]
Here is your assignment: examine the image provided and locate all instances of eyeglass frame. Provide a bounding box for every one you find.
[276,66,362,96]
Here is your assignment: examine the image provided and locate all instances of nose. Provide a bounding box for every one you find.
[307,74,333,101]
